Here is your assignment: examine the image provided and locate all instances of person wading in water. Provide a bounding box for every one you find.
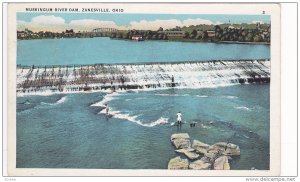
[105,104,109,116]
[177,111,182,125]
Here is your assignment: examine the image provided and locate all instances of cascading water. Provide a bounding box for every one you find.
[16,59,270,95]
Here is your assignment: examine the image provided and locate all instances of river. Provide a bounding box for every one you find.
[17,37,270,66]
[16,37,270,170]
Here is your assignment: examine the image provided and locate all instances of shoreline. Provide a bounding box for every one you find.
[18,37,271,45]
[17,58,270,68]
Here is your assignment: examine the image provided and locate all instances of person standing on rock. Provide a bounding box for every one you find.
[177,111,182,125]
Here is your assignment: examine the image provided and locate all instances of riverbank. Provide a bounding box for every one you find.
[106,37,271,45]
[18,36,270,45]
[17,59,270,96]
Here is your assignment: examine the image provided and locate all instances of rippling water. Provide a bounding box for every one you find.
[17,84,269,169]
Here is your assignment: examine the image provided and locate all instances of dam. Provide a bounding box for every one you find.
[16,59,270,95]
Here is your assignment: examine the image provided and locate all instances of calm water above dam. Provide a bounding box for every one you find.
[17,37,270,66]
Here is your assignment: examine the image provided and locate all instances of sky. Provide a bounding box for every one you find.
[17,13,271,32]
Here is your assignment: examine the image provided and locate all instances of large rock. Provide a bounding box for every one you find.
[204,151,219,160]
[192,140,210,154]
[168,156,189,170]
[213,156,230,170]
[171,133,190,141]
[175,148,200,160]
[210,142,240,156]
[171,133,191,149]
[189,159,212,170]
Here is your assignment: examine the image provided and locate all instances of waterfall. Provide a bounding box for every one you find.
[16,59,270,95]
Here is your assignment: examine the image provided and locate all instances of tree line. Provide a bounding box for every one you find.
[107,24,270,43]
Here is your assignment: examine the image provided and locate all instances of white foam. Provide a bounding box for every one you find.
[196,95,208,98]
[17,88,110,97]
[98,102,169,127]
[234,106,251,111]
[40,96,67,106]
[107,110,168,127]
[56,96,67,104]
[224,95,238,99]
[17,60,270,97]
[155,93,179,97]
[144,117,169,127]
[91,92,119,107]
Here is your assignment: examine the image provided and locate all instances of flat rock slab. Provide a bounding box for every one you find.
[171,133,191,149]
[211,142,240,156]
[171,133,190,141]
[175,148,200,160]
[192,140,210,154]
[168,156,189,170]
[189,159,212,170]
[173,139,191,149]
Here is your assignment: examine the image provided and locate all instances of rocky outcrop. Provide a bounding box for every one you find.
[175,148,199,160]
[171,133,191,149]
[210,142,241,156]
[213,156,230,170]
[168,156,189,170]
[168,133,240,170]
[189,159,212,170]
[192,140,210,154]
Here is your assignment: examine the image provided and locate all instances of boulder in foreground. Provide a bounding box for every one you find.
[168,156,189,170]
[213,156,230,170]
[189,159,212,170]
[171,133,191,149]
[192,140,210,154]
[210,142,240,156]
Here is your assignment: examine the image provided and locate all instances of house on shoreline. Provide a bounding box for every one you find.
[131,35,143,41]
[158,31,186,37]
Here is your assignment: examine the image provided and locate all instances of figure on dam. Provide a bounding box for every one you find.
[171,75,175,87]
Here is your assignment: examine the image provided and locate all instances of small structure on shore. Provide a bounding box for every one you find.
[131,35,143,41]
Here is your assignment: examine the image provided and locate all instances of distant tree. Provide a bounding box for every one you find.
[238,35,244,42]
[146,34,152,40]
[201,31,208,40]
[158,27,164,31]
[184,32,190,38]
[214,25,221,32]
[124,32,129,39]
[117,33,123,38]
[196,34,202,40]
[190,29,197,39]
[110,33,117,38]
[245,32,254,42]
[153,33,159,40]
[158,33,164,40]
[253,34,263,42]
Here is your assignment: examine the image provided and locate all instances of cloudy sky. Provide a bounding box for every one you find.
[17,13,270,32]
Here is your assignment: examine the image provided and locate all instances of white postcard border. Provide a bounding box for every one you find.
[6,2,281,176]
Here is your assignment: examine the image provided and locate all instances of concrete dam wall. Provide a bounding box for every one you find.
[16,59,270,95]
